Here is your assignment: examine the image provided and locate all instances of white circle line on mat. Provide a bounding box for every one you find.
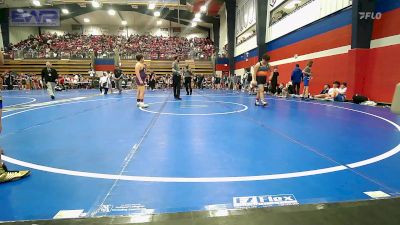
[4,97,37,108]
[139,100,248,116]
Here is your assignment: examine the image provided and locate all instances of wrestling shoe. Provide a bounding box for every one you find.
[255,100,261,106]
[261,100,268,106]
[139,102,149,108]
[0,164,30,183]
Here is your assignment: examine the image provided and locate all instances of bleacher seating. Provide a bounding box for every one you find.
[0,59,214,76]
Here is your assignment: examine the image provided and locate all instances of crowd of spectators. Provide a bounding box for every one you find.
[1,71,93,90]
[5,33,215,60]
[236,29,256,46]
[1,72,43,90]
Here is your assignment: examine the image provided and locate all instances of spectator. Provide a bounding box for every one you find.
[7,33,214,60]
[335,82,347,102]
[184,65,193,95]
[314,81,340,100]
[270,66,279,94]
[172,56,182,100]
[302,60,314,100]
[149,72,156,91]
[114,65,123,94]
[291,64,302,95]
[286,81,294,95]
[198,74,204,90]
[320,84,330,94]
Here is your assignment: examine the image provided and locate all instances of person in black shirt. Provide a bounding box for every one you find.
[149,72,156,91]
[320,84,330,94]
[172,56,182,100]
[184,65,193,95]
[41,62,58,100]
[197,74,204,90]
[4,72,15,90]
[270,66,279,94]
[114,65,123,94]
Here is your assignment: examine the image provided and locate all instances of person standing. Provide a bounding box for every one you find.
[108,71,114,94]
[172,56,182,100]
[135,54,149,108]
[114,65,123,94]
[41,62,58,100]
[215,74,221,90]
[99,72,110,95]
[251,53,271,106]
[197,74,204,90]
[5,71,15,90]
[245,68,254,94]
[149,72,156,91]
[242,68,249,92]
[193,75,198,89]
[184,65,193,95]
[302,60,314,100]
[26,74,32,90]
[291,64,303,95]
[270,66,279,94]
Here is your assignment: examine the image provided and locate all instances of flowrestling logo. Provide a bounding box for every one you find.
[359,12,382,20]
[9,8,60,27]
[233,194,299,208]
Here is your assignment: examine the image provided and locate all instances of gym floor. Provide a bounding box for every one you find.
[0,89,399,222]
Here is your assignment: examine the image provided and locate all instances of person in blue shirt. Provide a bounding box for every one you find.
[291,64,303,95]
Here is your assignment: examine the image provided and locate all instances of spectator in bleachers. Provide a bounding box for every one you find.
[7,33,214,60]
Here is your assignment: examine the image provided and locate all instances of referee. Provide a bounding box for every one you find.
[41,62,58,100]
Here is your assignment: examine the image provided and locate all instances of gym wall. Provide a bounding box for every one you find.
[233,0,400,103]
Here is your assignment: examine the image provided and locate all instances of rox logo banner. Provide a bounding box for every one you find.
[233,194,299,208]
[10,8,60,27]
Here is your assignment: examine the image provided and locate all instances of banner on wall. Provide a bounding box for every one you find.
[269,0,286,10]
[235,0,256,35]
[9,8,60,27]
